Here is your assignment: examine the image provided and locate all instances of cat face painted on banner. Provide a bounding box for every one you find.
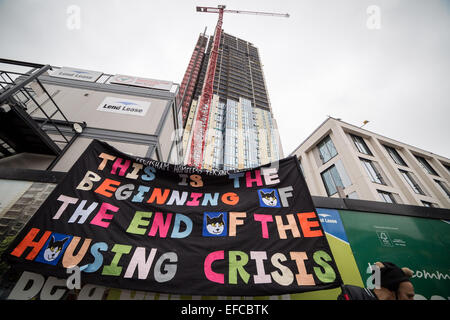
[203,212,227,237]
[206,214,225,235]
[260,191,277,206]
[35,233,72,265]
[44,236,69,261]
[258,189,281,208]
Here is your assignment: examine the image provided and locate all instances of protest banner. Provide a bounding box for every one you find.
[3,140,342,296]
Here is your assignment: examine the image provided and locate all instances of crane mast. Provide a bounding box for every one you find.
[188,6,225,168]
[187,5,289,168]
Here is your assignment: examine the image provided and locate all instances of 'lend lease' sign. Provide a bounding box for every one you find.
[97,97,150,117]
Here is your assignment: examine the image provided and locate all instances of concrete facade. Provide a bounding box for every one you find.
[291,117,450,209]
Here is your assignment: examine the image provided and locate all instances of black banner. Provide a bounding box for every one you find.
[3,140,342,296]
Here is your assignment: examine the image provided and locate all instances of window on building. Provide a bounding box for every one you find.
[434,179,450,198]
[321,165,344,196]
[317,135,337,164]
[400,170,425,195]
[384,145,407,166]
[377,190,397,204]
[360,158,386,185]
[442,162,450,174]
[351,134,372,155]
[415,155,439,176]
[421,201,438,208]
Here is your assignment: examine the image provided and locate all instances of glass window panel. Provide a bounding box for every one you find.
[361,158,384,184]
[321,169,336,196]
[385,146,407,166]
[330,165,344,188]
[317,136,337,164]
[435,180,450,198]
[400,170,425,195]
[318,142,331,163]
[377,190,395,203]
[335,159,352,187]
[400,171,414,189]
[352,135,371,155]
[415,156,438,176]
[378,192,388,203]
[321,165,344,196]
[326,138,338,158]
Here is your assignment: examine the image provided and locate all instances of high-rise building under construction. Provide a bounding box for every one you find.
[180,31,283,170]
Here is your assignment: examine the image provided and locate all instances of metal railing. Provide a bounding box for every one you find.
[0,58,78,157]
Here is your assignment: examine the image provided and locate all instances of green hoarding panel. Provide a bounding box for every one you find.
[339,209,450,300]
[290,208,364,300]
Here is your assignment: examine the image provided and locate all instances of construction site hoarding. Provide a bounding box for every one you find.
[339,209,450,300]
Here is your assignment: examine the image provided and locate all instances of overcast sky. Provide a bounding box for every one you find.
[1,0,449,158]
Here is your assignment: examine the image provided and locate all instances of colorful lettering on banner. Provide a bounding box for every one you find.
[2,139,342,296]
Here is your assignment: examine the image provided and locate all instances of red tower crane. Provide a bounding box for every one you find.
[187,5,289,168]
